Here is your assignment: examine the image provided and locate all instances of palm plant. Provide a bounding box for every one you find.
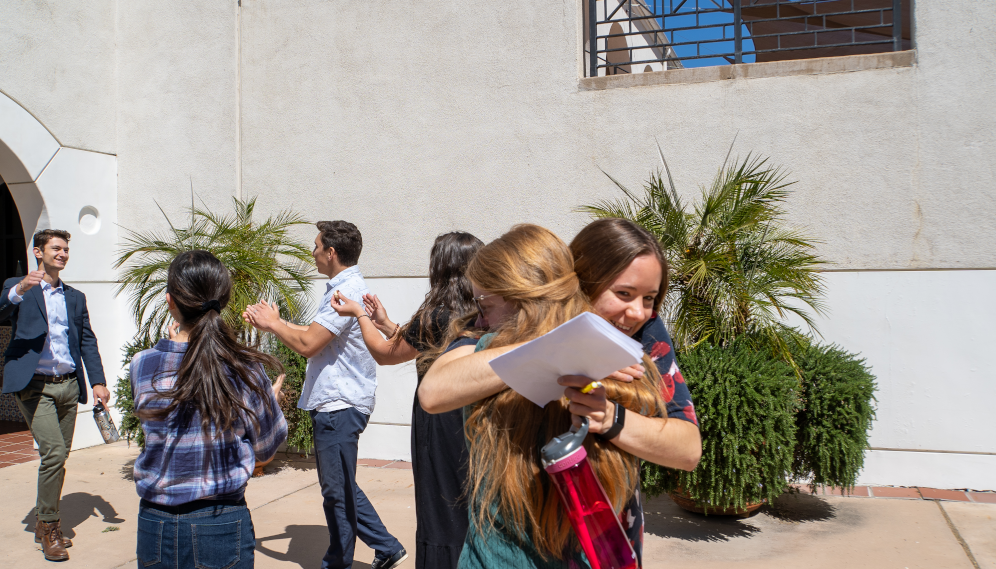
[115,196,315,345]
[580,143,826,366]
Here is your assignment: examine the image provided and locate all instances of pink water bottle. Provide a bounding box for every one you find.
[541,417,637,569]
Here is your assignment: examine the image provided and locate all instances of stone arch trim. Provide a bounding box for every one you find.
[0,91,57,251]
[0,91,61,185]
[0,91,118,283]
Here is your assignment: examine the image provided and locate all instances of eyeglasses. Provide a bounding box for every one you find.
[472,293,497,321]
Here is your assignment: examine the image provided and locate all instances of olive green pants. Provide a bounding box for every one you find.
[15,378,80,523]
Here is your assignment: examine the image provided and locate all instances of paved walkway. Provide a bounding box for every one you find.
[0,441,993,568]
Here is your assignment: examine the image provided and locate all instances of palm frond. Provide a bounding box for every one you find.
[580,144,827,366]
[115,195,315,345]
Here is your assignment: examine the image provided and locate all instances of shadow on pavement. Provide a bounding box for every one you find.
[763,491,837,522]
[643,491,838,542]
[20,492,125,539]
[120,457,136,481]
[266,455,318,474]
[255,524,370,569]
[643,495,762,542]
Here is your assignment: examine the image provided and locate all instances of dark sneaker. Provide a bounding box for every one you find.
[371,548,408,569]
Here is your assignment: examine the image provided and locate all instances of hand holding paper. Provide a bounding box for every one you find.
[488,312,644,407]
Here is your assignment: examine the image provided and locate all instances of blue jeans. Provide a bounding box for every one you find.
[136,499,255,569]
[312,407,403,569]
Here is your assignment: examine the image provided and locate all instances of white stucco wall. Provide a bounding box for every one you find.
[787,270,996,490]
[0,1,116,153]
[0,0,993,486]
[115,1,241,231]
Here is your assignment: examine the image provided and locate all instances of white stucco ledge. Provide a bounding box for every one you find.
[580,50,916,91]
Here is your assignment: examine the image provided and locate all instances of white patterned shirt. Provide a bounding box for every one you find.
[297,266,378,415]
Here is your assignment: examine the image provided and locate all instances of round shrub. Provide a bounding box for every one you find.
[791,341,876,491]
[642,341,799,513]
[271,340,313,454]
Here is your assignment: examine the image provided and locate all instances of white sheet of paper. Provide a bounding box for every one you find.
[488,312,645,408]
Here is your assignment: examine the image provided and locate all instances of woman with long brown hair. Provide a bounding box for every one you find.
[329,231,483,569]
[131,250,287,569]
[419,224,679,567]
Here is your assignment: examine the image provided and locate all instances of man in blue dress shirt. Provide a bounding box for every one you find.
[0,229,108,562]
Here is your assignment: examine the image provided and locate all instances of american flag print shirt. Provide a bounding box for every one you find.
[622,314,698,566]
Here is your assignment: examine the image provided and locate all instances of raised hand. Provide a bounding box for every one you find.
[16,270,45,296]
[272,373,286,405]
[330,290,366,318]
[362,293,389,325]
[243,301,282,332]
[167,321,180,340]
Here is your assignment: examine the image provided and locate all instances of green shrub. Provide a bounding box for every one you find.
[113,337,155,447]
[270,340,313,454]
[791,341,877,492]
[642,341,799,512]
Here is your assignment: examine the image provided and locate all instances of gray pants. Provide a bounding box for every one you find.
[15,378,80,523]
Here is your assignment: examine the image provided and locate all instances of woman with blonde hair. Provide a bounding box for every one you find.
[420,224,681,567]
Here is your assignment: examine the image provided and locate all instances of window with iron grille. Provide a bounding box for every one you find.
[584,0,912,77]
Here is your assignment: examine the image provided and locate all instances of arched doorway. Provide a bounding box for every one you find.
[0,178,28,285]
[0,175,28,427]
[0,93,53,431]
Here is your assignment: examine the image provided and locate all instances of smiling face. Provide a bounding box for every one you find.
[471,283,517,329]
[590,254,662,337]
[34,237,70,272]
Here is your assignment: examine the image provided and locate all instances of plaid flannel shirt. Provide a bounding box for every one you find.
[130,339,287,506]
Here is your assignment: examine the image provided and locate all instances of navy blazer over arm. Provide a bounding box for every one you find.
[0,276,107,404]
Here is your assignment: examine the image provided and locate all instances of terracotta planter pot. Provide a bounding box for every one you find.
[252,456,274,478]
[668,488,765,518]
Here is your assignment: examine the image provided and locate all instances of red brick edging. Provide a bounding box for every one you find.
[791,484,996,503]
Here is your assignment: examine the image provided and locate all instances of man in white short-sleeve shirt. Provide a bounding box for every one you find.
[244,221,406,569]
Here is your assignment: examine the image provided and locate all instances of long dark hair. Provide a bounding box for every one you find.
[398,231,483,372]
[140,250,281,433]
[570,218,670,315]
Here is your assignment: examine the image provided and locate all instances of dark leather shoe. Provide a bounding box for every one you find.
[38,520,69,561]
[35,521,73,548]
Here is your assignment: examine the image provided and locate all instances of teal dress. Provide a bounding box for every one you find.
[456,335,590,569]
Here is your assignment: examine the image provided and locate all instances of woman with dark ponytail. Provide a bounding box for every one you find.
[130,250,287,569]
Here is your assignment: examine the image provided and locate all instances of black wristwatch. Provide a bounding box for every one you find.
[598,402,626,441]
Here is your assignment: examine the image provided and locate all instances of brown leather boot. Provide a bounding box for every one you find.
[37,521,69,561]
[35,520,73,548]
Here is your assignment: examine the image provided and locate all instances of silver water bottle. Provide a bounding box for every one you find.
[93,402,121,444]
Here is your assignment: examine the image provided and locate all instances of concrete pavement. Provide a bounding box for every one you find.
[0,441,992,568]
